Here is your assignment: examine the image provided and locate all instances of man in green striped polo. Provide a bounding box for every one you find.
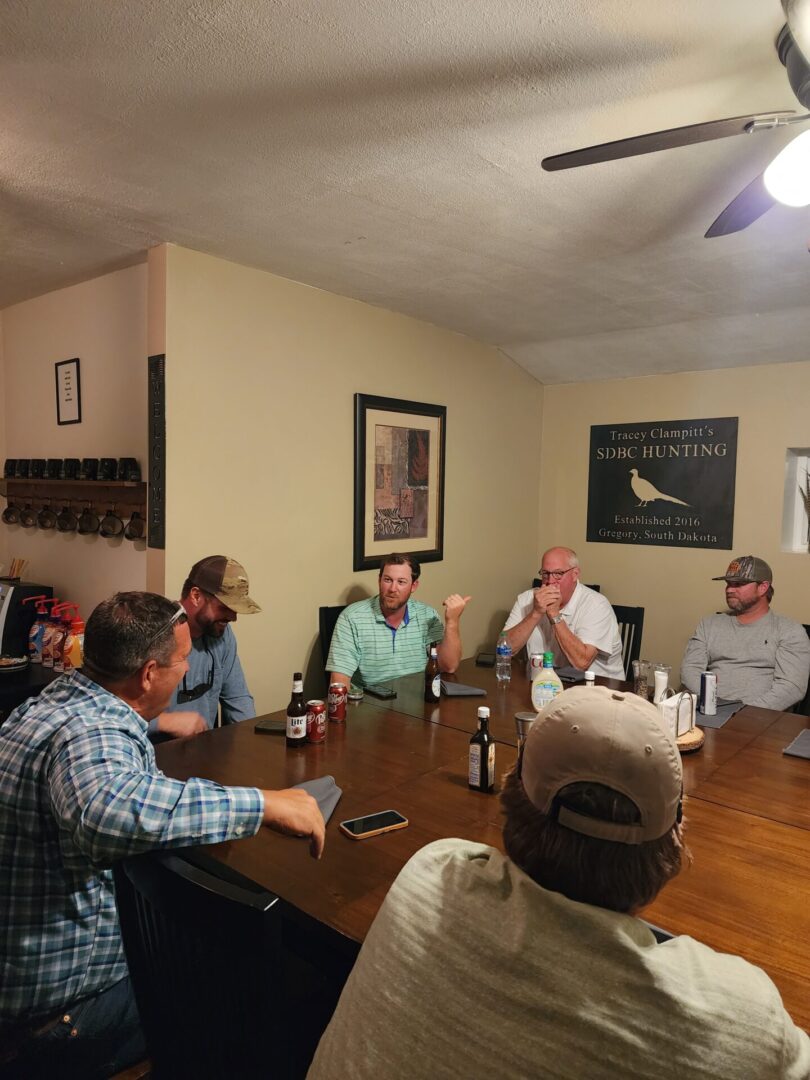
[327,553,471,688]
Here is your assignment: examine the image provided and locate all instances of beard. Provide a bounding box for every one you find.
[726,592,759,615]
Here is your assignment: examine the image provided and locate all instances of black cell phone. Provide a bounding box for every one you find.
[339,809,408,840]
[254,717,287,735]
[365,684,397,699]
[475,652,495,667]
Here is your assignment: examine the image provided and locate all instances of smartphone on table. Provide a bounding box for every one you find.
[339,810,409,840]
[364,684,397,700]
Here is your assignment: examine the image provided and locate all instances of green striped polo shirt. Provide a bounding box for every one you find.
[327,596,444,686]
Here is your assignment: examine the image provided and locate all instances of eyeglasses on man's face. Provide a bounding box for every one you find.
[539,567,575,582]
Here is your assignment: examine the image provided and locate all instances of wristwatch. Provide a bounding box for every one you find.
[549,613,564,626]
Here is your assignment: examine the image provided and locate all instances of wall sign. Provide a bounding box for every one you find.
[586,417,738,550]
[55,358,81,425]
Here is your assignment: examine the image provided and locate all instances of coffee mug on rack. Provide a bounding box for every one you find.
[45,459,62,480]
[80,458,99,481]
[1,501,20,525]
[30,459,46,479]
[63,458,80,480]
[99,508,124,538]
[98,459,117,481]
[123,511,145,541]
[77,505,99,534]
[118,457,141,482]
[37,503,57,529]
[15,460,30,479]
[57,505,79,532]
[20,503,38,528]
[3,460,16,479]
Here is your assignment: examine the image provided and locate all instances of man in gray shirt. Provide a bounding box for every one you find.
[681,555,810,711]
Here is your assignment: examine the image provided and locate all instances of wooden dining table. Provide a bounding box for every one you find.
[155,658,810,1032]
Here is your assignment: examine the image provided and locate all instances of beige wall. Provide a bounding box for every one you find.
[538,361,810,676]
[0,266,148,615]
[164,246,544,713]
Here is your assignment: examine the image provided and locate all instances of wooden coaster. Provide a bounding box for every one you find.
[676,726,705,754]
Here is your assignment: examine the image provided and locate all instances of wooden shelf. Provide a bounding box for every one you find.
[0,478,147,520]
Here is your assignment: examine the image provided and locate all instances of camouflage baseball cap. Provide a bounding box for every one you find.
[712,555,773,584]
[187,556,261,614]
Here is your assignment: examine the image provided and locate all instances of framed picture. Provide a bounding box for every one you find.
[55,358,82,425]
[354,393,446,572]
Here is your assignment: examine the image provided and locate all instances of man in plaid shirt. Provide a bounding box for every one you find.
[0,592,324,1079]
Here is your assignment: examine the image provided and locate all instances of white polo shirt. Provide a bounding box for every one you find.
[503,581,625,679]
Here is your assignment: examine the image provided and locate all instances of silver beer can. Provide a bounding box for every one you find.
[699,671,717,715]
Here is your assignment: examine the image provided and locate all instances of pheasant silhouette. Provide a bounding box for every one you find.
[629,469,690,507]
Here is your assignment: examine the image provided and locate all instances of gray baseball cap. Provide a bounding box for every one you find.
[712,555,773,584]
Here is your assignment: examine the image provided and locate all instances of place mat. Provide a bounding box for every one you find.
[441,680,486,697]
[783,728,810,760]
[293,775,343,823]
[696,701,742,729]
[557,666,586,683]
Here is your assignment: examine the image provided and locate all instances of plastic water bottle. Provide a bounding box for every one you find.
[495,633,512,684]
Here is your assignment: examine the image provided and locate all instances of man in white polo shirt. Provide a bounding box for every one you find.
[327,553,471,688]
[502,545,624,678]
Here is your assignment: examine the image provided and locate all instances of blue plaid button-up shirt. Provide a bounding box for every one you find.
[0,671,264,1024]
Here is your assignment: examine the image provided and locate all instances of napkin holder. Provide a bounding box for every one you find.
[658,688,704,754]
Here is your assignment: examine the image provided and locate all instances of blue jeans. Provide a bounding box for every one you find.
[0,976,146,1079]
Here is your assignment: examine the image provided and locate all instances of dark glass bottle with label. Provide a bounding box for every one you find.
[286,672,307,747]
[468,706,495,793]
[424,645,441,702]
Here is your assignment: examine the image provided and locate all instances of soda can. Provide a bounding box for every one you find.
[327,682,348,722]
[699,672,717,716]
[529,653,543,677]
[306,700,327,743]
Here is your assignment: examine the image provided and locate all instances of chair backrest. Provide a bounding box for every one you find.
[114,850,284,1078]
[611,605,645,681]
[319,605,346,667]
[795,624,810,716]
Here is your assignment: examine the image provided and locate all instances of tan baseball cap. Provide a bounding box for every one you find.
[187,556,261,615]
[712,555,773,584]
[520,686,682,845]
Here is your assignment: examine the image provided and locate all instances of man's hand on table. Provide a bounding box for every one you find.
[261,788,325,860]
[155,711,208,738]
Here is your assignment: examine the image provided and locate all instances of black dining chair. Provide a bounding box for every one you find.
[319,605,346,667]
[794,624,810,716]
[611,605,645,681]
[114,849,342,1079]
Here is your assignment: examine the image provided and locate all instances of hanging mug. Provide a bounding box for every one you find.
[99,507,124,538]
[20,503,38,528]
[37,502,58,529]
[123,511,145,541]
[1,500,20,525]
[77,505,99,535]
[57,504,79,533]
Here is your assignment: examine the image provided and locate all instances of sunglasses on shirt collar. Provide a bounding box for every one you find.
[176,641,214,703]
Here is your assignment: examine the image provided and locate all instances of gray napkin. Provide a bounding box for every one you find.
[783,728,810,760]
[293,775,343,823]
[440,680,486,697]
[557,666,586,683]
[696,701,742,729]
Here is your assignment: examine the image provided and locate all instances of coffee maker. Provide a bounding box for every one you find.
[0,579,55,656]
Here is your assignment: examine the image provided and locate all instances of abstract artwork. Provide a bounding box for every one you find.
[354,394,446,571]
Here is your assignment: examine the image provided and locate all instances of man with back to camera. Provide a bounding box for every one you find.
[151,554,261,739]
[327,552,471,688]
[681,555,810,710]
[502,545,625,678]
[307,686,809,1079]
[0,591,324,1080]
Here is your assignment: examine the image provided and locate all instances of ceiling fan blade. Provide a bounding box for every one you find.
[704,173,776,237]
[541,112,796,171]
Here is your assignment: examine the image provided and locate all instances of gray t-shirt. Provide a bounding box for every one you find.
[308,839,810,1080]
[681,610,810,711]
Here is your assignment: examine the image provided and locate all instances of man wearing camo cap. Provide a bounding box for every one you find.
[151,555,262,738]
[681,554,810,711]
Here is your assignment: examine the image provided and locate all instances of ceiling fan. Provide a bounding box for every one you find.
[541,2,810,238]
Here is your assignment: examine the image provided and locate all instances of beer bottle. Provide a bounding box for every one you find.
[468,706,495,793]
[286,671,307,747]
[424,645,441,702]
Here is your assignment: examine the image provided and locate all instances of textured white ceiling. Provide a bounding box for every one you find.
[2,0,807,382]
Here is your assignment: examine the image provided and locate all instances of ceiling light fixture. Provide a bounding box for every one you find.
[763,128,810,206]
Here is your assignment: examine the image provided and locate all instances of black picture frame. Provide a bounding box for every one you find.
[55,358,82,425]
[353,393,446,572]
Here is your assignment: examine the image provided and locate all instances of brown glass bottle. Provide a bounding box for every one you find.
[286,672,307,747]
[468,706,495,793]
[424,646,441,702]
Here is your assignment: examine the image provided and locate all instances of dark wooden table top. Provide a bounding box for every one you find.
[156,673,810,1032]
